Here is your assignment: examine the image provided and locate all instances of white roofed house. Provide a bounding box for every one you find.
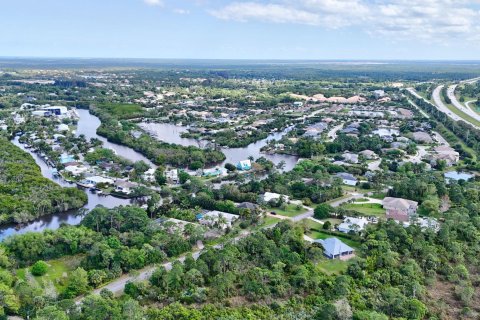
[359,150,378,160]
[258,192,290,204]
[114,180,137,195]
[165,169,179,184]
[80,176,114,188]
[342,152,359,164]
[335,172,358,186]
[315,237,355,260]
[338,217,370,233]
[198,210,239,230]
[425,146,460,167]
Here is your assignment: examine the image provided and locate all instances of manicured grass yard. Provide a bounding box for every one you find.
[269,204,306,218]
[261,216,283,227]
[342,203,386,217]
[17,255,83,291]
[98,103,144,119]
[317,258,349,275]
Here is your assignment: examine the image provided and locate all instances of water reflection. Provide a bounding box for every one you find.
[140,122,299,171]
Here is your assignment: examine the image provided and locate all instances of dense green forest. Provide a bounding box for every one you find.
[0,138,87,224]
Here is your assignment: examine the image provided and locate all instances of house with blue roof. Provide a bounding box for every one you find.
[315,237,355,260]
[236,160,252,171]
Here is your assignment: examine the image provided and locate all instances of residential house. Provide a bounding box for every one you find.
[114,180,137,195]
[412,131,433,144]
[81,176,114,188]
[259,192,290,204]
[236,160,252,171]
[202,167,228,177]
[315,237,355,260]
[165,169,179,183]
[143,168,156,182]
[373,90,385,99]
[335,172,358,186]
[359,150,378,160]
[342,152,359,164]
[198,210,239,230]
[429,146,460,166]
[338,217,370,233]
[237,202,260,211]
[382,197,418,222]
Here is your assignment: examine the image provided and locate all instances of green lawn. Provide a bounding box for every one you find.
[342,203,386,217]
[317,258,349,275]
[97,103,144,119]
[260,216,283,227]
[269,204,306,218]
[17,255,83,291]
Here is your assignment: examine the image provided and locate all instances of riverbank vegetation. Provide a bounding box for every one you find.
[90,104,225,168]
[0,138,87,224]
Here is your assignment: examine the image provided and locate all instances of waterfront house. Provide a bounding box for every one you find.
[202,167,228,177]
[114,180,137,195]
[236,160,252,171]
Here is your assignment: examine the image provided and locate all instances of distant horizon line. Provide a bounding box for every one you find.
[1,56,480,63]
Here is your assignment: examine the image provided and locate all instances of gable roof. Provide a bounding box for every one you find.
[315,237,354,256]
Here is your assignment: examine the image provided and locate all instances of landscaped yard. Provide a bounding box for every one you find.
[317,258,349,275]
[259,216,283,228]
[17,255,83,291]
[269,204,307,218]
[342,203,386,217]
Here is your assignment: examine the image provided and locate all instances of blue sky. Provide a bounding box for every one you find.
[1,0,479,60]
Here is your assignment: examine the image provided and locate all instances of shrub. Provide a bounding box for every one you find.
[31,260,49,276]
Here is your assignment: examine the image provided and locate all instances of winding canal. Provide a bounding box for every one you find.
[140,122,299,171]
[0,110,298,240]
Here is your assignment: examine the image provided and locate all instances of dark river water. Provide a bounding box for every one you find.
[0,111,298,240]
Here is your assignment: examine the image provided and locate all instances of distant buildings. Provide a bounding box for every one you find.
[373,90,386,99]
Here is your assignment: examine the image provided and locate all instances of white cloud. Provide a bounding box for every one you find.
[209,0,480,42]
[144,0,164,6]
[173,8,190,14]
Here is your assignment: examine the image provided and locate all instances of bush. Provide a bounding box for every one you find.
[314,203,334,219]
[31,260,49,276]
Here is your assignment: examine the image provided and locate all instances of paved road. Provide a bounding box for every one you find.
[79,231,251,302]
[329,192,363,208]
[291,208,314,222]
[446,84,480,123]
[431,85,465,122]
[327,124,344,141]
